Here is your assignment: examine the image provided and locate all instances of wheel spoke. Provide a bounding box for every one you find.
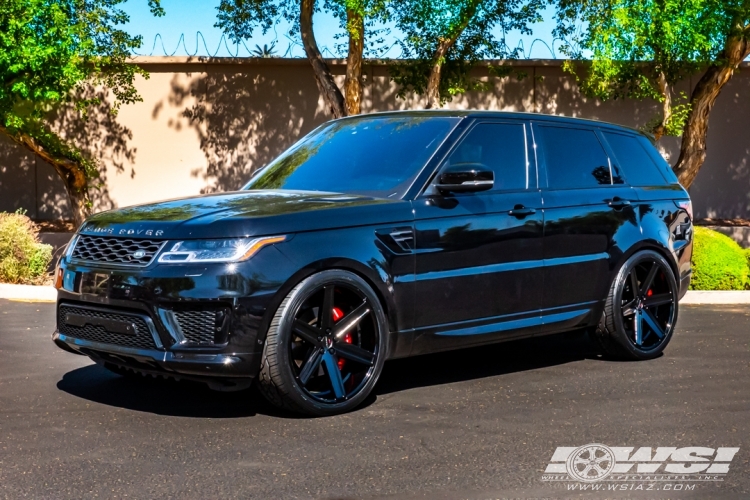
[335,342,374,366]
[644,293,673,308]
[640,262,659,295]
[333,301,371,339]
[629,270,639,298]
[641,309,665,339]
[293,320,323,347]
[321,350,345,399]
[634,311,642,345]
[298,347,323,385]
[621,300,637,317]
[320,286,335,330]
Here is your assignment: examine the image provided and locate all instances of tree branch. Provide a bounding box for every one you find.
[300,0,347,118]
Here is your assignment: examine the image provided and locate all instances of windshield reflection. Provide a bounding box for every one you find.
[244,116,460,199]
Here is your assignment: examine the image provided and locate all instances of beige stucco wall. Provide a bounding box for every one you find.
[0,57,748,220]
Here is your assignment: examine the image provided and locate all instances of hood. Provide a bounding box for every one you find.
[79,190,412,239]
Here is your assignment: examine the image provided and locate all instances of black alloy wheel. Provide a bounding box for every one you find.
[257,270,388,416]
[593,250,678,360]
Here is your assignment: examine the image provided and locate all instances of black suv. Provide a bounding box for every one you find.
[54,111,693,415]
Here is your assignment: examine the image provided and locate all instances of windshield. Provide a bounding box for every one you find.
[244,116,460,199]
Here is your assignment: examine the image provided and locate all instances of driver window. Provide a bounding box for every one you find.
[445,123,529,191]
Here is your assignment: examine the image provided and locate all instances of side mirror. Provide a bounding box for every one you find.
[435,163,494,193]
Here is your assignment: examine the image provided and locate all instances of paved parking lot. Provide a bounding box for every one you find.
[0,300,748,499]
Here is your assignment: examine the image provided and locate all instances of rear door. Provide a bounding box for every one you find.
[533,122,639,333]
[410,120,544,354]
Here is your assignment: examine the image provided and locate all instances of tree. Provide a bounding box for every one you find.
[556,0,750,188]
[0,0,164,226]
[217,0,388,117]
[389,0,544,108]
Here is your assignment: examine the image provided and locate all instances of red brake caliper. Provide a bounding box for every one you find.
[332,307,351,370]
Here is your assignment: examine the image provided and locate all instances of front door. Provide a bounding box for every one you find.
[410,120,544,354]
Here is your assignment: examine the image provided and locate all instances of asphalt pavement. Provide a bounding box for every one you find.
[0,300,748,499]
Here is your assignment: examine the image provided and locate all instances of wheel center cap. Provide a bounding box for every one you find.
[324,336,334,349]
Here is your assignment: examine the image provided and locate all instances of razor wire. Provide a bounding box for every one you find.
[132,31,567,59]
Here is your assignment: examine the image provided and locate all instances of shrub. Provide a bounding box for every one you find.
[690,226,749,290]
[0,210,53,285]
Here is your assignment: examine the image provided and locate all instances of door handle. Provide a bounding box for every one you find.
[607,197,631,209]
[508,205,536,218]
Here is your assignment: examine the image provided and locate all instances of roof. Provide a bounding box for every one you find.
[334,109,646,136]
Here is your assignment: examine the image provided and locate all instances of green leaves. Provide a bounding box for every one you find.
[389,0,545,105]
[556,0,750,137]
[0,0,152,179]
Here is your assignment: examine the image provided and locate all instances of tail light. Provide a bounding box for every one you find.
[675,200,693,220]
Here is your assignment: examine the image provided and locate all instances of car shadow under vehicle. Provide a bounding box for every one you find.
[57,331,605,418]
[374,330,603,396]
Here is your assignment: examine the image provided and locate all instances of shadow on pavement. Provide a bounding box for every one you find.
[375,331,602,395]
[56,363,294,419]
[57,331,602,418]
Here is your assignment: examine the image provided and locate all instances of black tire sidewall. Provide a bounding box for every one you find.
[265,269,388,416]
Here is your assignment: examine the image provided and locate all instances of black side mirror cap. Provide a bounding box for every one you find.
[435,163,494,193]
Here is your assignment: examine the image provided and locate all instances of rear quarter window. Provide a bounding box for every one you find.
[602,131,677,185]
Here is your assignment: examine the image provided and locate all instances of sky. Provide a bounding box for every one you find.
[121,0,561,59]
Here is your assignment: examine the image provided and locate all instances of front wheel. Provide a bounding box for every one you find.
[593,250,678,360]
[257,270,388,416]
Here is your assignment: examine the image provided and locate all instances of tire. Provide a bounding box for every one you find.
[593,250,679,360]
[257,270,389,416]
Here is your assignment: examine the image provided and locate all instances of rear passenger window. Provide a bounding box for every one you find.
[445,123,529,191]
[603,132,668,186]
[537,126,612,188]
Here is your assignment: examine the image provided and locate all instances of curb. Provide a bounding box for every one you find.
[0,284,57,302]
[1,285,750,305]
[680,291,750,305]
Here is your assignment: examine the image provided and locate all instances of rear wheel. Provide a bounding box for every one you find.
[257,270,388,416]
[593,250,678,360]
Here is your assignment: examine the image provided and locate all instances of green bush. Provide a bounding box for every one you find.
[690,227,749,290]
[0,210,53,285]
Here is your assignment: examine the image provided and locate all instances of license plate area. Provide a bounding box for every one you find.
[63,312,137,336]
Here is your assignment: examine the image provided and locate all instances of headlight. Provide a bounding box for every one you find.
[157,236,286,264]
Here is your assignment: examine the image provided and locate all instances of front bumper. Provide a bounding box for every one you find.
[53,330,260,382]
[52,245,296,384]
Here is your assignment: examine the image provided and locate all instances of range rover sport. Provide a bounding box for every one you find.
[53,111,693,416]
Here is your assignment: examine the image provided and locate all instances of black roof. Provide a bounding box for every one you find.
[336,109,647,137]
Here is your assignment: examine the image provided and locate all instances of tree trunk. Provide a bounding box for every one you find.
[653,70,671,141]
[0,126,91,227]
[300,0,347,118]
[673,34,750,188]
[425,39,452,109]
[344,8,365,115]
[423,1,480,109]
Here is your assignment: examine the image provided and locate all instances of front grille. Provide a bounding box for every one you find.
[71,235,166,266]
[58,305,158,350]
[174,310,219,344]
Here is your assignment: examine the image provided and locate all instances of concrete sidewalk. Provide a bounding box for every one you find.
[680,291,750,304]
[0,284,57,302]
